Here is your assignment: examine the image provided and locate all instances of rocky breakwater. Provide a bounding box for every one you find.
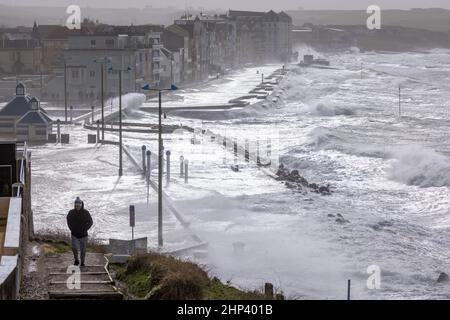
[275,164,331,196]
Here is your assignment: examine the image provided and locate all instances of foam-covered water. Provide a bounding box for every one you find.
[172,49,450,299]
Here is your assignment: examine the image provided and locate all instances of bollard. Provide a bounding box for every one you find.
[70,105,73,124]
[184,159,189,184]
[87,134,97,144]
[96,120,100,143]
[91,105,95,123]
[180,156,184,177]
[57,119,61,143]
[234,138,238,163]
[267,138,272,158]
[264,283,274,298]
[223,137,226,148]
[166,150,171,185]
[245,139,249,162]
[146,150,151,182]
[141,146,147,175]
[256,139,261,165]
[60,134,70,144]
[347,279,351,300]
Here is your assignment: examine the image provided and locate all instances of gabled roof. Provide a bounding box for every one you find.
[17,109,52,125]
[278,11,292,22]
[265,10,280,22]
[0,95,32,117]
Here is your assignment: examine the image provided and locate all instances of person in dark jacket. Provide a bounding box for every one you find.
[67,197,93,266]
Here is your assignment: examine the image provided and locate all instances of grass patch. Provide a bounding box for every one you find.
[116,252,273,300]
[205,277,268,300]
[117,252,209,299]
[33,229,107,254]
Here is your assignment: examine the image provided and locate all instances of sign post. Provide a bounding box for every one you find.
[129,205,135,241]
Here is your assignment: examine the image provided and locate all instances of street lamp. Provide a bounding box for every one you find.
[64,60,68,122]
[141,83,178,248]
[63,59,78,123]
[93,57,111,142]
[109,65,132,177]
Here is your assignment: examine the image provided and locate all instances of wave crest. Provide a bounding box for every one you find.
[389,146,450,188]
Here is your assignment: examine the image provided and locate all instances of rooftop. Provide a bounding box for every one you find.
[17,109,53,125]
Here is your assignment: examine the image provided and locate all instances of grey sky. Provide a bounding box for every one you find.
[1,0,450,10]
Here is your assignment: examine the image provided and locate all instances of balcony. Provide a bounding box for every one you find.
[153,68,163,75]
[152,44,163,50]
[152,56,161,62]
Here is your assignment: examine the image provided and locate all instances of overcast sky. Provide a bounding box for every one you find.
[1,0,450,10]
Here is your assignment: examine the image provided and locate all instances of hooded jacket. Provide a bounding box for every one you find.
[67,201,93,238]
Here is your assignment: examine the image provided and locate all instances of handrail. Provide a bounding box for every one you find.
[13,142,28,198]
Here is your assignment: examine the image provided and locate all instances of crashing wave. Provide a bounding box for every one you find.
[308,102,355,117]
[388,145,450,188]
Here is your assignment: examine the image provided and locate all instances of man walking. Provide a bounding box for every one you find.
[67,197,93,266]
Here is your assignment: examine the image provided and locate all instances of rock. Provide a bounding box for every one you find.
[328,214,335,218]
[277,164,331,195]
[309,183,319,190]
[287,170,301,182]
[276,164,290,179]
[319,185,331,195]
[437,272,449,283]
[285,182,296,189]
[336,214,350,224]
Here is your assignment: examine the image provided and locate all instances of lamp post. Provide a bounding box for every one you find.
[63,59,77,123]
[94,57,111,142]
[141,83,178,248]
[109,65,132,177]
[64,60,67,123]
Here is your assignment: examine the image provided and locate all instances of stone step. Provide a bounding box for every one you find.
[49,273,111,282]
[48,265,106,274]
[49,282,116,292]
[48,290,123,300]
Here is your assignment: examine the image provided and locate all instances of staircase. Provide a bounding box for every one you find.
[47,253,123,300]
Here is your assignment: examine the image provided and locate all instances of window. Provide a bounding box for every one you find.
[71,70,79,79]
[89,70,96,78]
[90,39,96,47]
[105,39,115,47]
[13,52,22,61]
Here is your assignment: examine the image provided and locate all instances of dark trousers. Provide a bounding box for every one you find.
[71,235,88,264]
